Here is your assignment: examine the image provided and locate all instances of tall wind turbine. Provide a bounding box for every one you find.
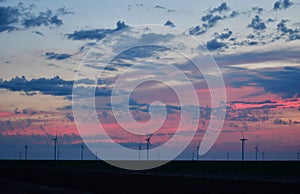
[196,143,200,161]
[261,150,265,161]
[226,150,230,161]
[240,135,248,161]
[53,132,58,160]
[254,143,259,161]
[80,144,84,160]
[138,142,142,160]
[24,145,28,160]
[145,134,153,160]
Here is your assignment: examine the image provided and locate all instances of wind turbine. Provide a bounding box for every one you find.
[24,145,28,160]
[19,151,22,160]
[297,150,300,160]
[226,150,230,161]
[196,143,200,161]
[80,144,84,160]
[192,151,195,161]
[254,143,259,161]
[53,132,58,160]
[240,135,248,161]
[261,150,265,161]
[145,134,153,160]
[138,142,142,160]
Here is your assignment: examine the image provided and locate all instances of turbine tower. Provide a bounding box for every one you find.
[80,144,84,160]
[138,142,142,160]
[196,143,200,161]
[19,151,22,160]
[261,150,265,161]
[24,145,28,160]
[240,135,248,161]
[297,150,300,160]
[145,134,153,160]
[254,143,259,161]
[226,150,230,161]
[53,132,58,160]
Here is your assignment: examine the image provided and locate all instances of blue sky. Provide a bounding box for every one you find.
[0,0,300,161]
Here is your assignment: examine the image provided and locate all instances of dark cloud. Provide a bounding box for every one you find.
[276,19,300,41]
[33,30,44,36]
[252,6,264,14]
[45,52,72,60]
[206,39,228,51]
[248,15,266,31]
[214,29,232,40]
[0,6,19,32]
[66,20,129,40]
[0,4,71,33]
[164,20,175,27]
[273,0,293,10]
[189,2,238,36]
[154,5,166,10]
[0,76,111,98]
[22,9,63,28]
[209,2,230,13]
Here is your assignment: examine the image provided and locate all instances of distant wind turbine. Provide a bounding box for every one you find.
[81,144,84,160]
[254,143,259,161]
[240,135,248,161]
[226,150,230,161]
[297,150,300,160]
[145,134,153,160]
[192,151,195,161]
[53,132,58,160]
[24,145,28,160]
[138,142,142,160]
[19,151,22,160]
[261,150,265,161]
[196,143,200,161]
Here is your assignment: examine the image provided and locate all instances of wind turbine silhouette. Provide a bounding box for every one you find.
[80,144,84,160]
[297,150,300,160]
[254,143,259,161]
[145,134,153,160]
[226,150,230,161]
[53,132,58,160]
[196,142,200,161]
[240,134,248,161]
[138,141,142,160]
[261,150,265,161]
[24,145,28,160]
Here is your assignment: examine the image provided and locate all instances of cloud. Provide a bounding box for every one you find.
[209,2,230,13]
[0,4,71,33]
[189,2,238,36]
[214,28,232,40]
[66,20,129,40]
[0,76,111,98]
[164,20,175,27]
[252,6,264,14]
[154,5,166,10]
[276,19,300,41]
[206,38,228,51]
[0,6,19,32]
[273,0,293,10]
[22,9,63,28]
[33,30,44,36]
[248,15,266,31]
[45,52,72,60]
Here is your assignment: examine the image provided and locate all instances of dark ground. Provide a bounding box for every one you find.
[0,160,299,194]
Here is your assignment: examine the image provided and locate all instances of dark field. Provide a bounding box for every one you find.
[0,160,299,194]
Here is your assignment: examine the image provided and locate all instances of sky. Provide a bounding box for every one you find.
[0,0,300,161]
